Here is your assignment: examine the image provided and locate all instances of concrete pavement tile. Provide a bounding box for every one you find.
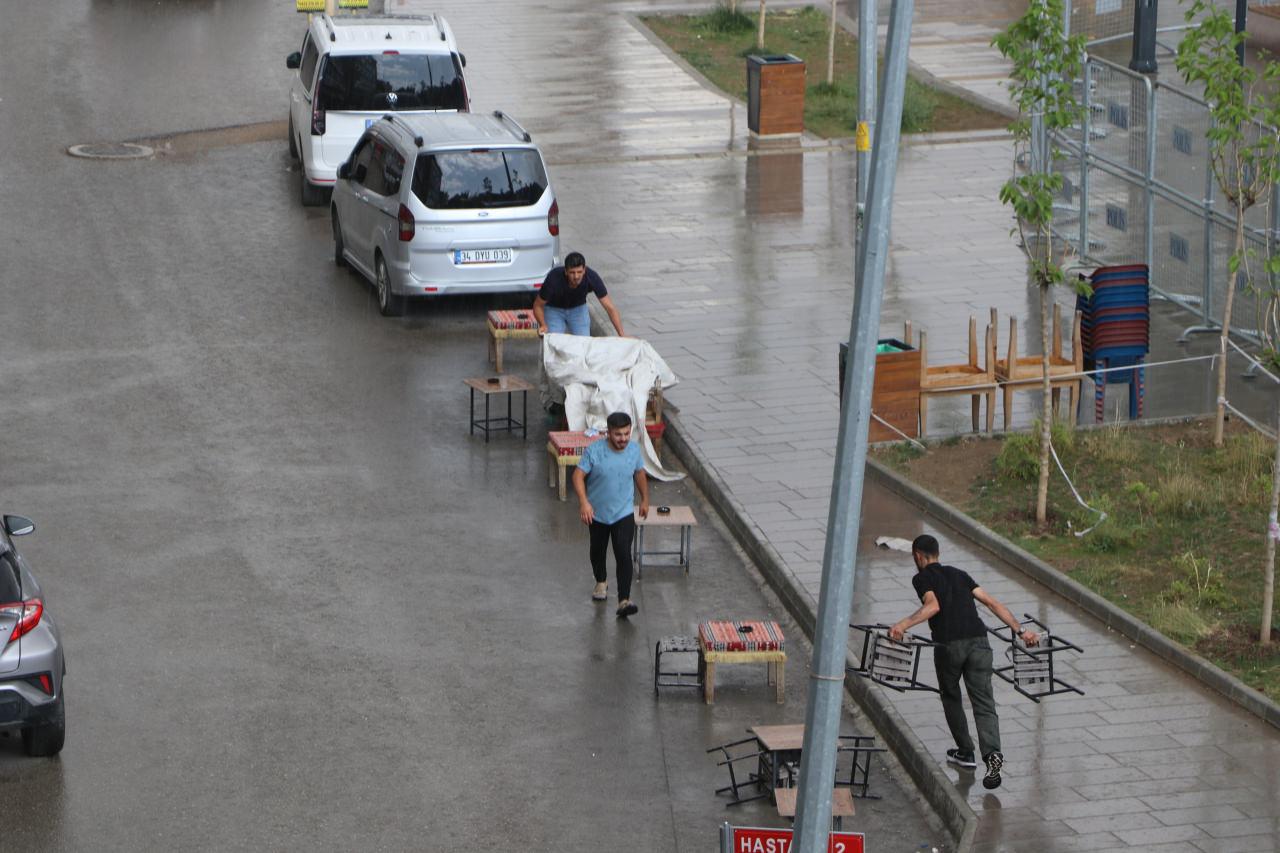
[1070,775,1240,802]
[1096,843,1206,853]
[1192,836,1280,853]
[1143,789,1272,811]
[1062,812,1164,834]
[1198,817,1280,839]
[1149,805,1253,827]
[1234,800,1280,819]
[1036,797,1154,822]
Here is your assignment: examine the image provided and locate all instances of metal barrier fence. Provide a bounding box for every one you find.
[1050,55,1279,346]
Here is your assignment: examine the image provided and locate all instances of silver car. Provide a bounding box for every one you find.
[331,111,560,315]
[0,515,65,757]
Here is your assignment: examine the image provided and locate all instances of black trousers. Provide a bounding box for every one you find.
[589,515,636,600]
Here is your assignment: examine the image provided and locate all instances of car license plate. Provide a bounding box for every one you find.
[454,249,512,266]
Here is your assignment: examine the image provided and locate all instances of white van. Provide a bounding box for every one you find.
[330,112,560,316]
[285,13,468,206]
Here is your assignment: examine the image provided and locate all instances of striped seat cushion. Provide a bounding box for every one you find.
[488,309,538,330]
[548,430,604,456]
[699,620,785,652]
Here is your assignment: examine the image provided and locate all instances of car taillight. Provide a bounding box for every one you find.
[311,100,325,136]
[398,204,416,242]
[25,672,53,695]
[1,599,42,643]
[548,199,560,237]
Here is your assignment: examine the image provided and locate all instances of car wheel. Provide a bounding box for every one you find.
[300,176,327,207]
[331,210,346,267]
[22,694,65,757]
[288,118,298,160]
[375,255,405,317]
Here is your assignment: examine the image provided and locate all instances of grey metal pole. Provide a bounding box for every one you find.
[791,0,915,849]
[855,0,877,270]
[1144,77,1156,272]
[1079,60,1091,262]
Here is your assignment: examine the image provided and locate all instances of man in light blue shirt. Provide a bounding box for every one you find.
[573,412,650,617]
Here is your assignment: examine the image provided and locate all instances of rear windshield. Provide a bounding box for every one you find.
[318,53,465,112]
[412,150,548,209]
[0,555,19,603]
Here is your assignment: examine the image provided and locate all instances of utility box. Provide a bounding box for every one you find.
[839,340,921,443]
[746,54,805,137]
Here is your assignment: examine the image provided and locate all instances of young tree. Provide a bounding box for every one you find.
[993,0,1086,529]
[827,0,838,86]
[757,0,767,51]
[1176,1,1279,449]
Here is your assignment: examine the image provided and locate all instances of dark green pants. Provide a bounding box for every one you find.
[933,636,1001,758]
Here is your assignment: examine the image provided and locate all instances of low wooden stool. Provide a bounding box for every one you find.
[487,309,539,373]
[546,430,604,501]
[464,374,532,443]
[633,504,697,579]
[698,620,786,704]
[654,635,703,694]
[774,787,856,830]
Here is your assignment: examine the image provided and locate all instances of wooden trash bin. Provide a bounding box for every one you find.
[746,54,805,137]
[838,339,921,442]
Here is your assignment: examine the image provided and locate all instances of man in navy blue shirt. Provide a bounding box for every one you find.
[572,412,649,617]
[533,251,626,337]
[889,534,1039,790]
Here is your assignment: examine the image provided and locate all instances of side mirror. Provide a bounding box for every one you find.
[4,515,34,537]
[353,164,367,183]
[286,52,302,70]
[459,53,467,68]
[337,162,351,180]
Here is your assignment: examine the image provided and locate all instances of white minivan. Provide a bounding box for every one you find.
[286,13,468,206]
[330,112,560,315]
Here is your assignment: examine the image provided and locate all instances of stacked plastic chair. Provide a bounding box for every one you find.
[1076,263,1150,422]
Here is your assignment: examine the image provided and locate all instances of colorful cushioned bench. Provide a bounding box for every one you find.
[545,430,604,501]
[487,309,540,373]
[697,620,786,704]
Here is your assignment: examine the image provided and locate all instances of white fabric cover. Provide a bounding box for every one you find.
[541,334,683,481]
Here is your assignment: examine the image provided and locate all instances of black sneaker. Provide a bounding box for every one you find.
[983,751,1004,789]
[946,748,977,769]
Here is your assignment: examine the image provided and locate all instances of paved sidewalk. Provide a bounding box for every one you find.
[416,0,1280,848]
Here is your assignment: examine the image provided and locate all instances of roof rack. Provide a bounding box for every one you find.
[492,110,532,143]
[321,13,337,42]
[381,114,424,148]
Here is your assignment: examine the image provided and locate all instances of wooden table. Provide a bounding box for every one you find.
[698,620,786,705]
[632,504,697,579]
[546,430,604,501]
[773,787,856,829]
[464,375,532,442]
[750,723,885,801]
[486,309,540,373]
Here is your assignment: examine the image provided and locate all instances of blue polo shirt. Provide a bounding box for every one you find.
[577,439,643,525]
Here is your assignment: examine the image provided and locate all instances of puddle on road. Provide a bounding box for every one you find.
[67,120,288,161]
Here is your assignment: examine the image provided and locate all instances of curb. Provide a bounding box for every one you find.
[867,458,1280,731]
[663,413,979,852]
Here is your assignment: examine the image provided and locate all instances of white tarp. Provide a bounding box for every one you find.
[541,334,684,481]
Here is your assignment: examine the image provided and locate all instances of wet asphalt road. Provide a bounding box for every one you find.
[0,1,942,849]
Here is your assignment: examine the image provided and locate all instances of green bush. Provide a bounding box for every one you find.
[1149,601,1213,643]
[995,420,1076,483]
[1161,551,1230,609]
[900,78,938,133]
[701,3,754,34]
[1081,422,1140,467]
[1153,467,1215,519]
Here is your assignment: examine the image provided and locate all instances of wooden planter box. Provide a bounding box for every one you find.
[747,54,805,137]
[839,340,921,442]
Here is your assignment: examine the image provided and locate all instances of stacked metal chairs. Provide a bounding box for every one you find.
[1076,263,1150,422]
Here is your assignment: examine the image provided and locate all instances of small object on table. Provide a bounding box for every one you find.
[486,309,540,374]
[633,504,697,579]
[546,430,605,501]
[465,375,533,443]
[698,620,786,704]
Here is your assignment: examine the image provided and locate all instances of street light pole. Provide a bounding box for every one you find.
[790,0,915,849]
[855,0,877,269]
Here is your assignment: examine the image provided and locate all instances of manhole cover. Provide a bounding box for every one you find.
[67,142,154,160]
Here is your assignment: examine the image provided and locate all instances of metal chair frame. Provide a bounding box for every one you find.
[987,614,1085,702]
[847,624,940,693]
[706,737,774,806]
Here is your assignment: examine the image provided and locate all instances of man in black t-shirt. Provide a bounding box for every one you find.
[889,534,1039,790]
[532,251,626,337]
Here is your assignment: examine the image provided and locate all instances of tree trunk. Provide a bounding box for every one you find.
[1264,393,1279,645]
[1036,282,1053,529]
[757,0,767,50]
[1215,213,1246,447]
[730,0,738,12]
[827,0,838,86]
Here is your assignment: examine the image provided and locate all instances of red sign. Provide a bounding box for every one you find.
[727,826,864,853]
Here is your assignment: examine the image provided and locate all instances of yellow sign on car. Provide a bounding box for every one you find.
[296,0,368,10]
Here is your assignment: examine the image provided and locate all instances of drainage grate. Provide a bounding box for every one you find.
[67,142,154,160]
